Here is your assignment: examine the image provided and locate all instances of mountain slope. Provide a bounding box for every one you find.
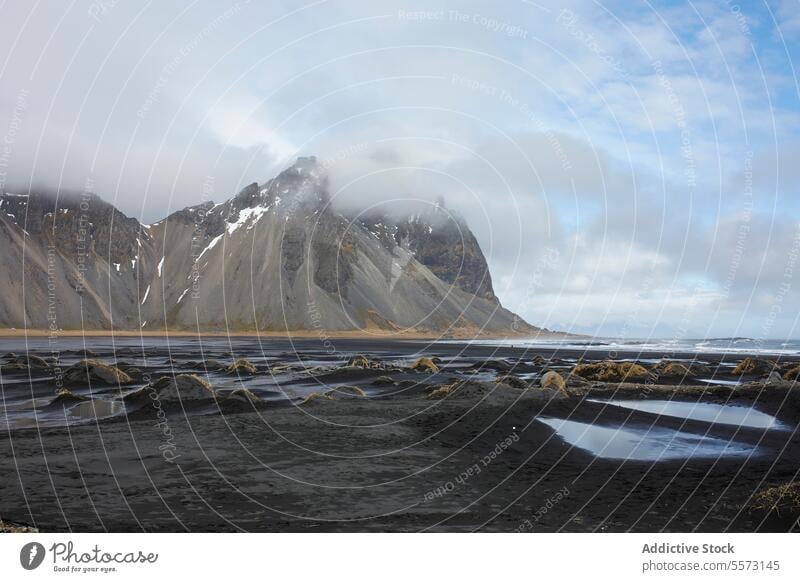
[0,157,541,336]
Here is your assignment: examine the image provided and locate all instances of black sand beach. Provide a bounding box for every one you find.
[1,338,799,532]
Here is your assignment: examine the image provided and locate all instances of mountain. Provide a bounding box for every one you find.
[0,157,542,336]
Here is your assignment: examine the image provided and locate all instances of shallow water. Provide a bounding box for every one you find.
[588,399,785,430]
[538,417,760,461]
[69,399,126,420]
[697,378,741,387]
[451,337,800,356]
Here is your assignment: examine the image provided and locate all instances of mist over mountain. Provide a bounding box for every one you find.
[0,157,542,336]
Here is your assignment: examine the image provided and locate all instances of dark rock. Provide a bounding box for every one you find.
[469,359,513,372]
[326,385,367,398]
[63,359,133,385]
[17,354,50,368]
[125,374,216,403]
[495,375,529,390]
[50,388,89,406]
[225,358,258,375]
[372,376,397,386]
[301,391,335,405]
[226,388,262,405]
[411,357,439,373]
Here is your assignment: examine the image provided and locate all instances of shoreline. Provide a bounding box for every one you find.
[0,328,576,340]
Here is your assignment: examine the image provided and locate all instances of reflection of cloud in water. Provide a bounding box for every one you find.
[588,399,785,430]
[538,417,759,461]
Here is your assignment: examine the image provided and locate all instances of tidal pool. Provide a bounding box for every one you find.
[539,417,759,461]
[587,399,784,430]
[69,399,125,420]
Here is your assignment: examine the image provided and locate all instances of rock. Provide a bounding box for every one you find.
[765,371,786,386]
[125,367,144,380]
[326,385,367,398]
[125,374,216,402]
[540,371,567,393]
[469,359,513,372]
[688,364,712,376]
[301,391,335,405]
[226,388,261,404]
[204,359,225,371]
[495,375,529,390]
[50,388,89,406]
[1,362,29,373]
[225,358,258,375]
[427,381,461,399]
[733,357,773,376]
[63,359,133,385]
[18,354,51,368]
[411,357,439,373]
[565,374,590,388]
[372,375,396,386]
[1,352,18,360]
[653,361,693,378]
[572,361,650,383]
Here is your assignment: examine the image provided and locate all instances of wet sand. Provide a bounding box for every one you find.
[1,339,799,532]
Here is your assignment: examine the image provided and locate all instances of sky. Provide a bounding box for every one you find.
[0,0,799,339]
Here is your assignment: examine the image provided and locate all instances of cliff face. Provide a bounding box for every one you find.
[0,157,538,335]
[359,201,498,303]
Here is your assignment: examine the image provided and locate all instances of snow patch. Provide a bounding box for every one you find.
[177,288,189,303]
[157,256,165,277]
[141,285,151,304]
[225,205,270,235]
[196,233,223,261]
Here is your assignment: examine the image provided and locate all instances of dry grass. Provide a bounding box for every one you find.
[573,361,649,382]
[733,357,775,376]
[326,385,367,398]
[0,520,38,533]
[658,362,692,377]
[225,358,258,375]
[347,355,371,368]
[427,382,460,399]
[411,357,439,373]
[540,371,567,393]
[783,365,800,382]
[750,482,800,516]
[301,391,335,405]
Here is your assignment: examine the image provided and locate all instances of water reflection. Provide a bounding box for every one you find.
[539,417,759,461]
[588,399,784,430]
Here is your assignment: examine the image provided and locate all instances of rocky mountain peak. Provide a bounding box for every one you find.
[0,157,532,334]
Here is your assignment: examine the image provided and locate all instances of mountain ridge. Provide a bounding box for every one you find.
[0,157,549,337]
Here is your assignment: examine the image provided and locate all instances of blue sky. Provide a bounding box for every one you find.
[0,0,798,338]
